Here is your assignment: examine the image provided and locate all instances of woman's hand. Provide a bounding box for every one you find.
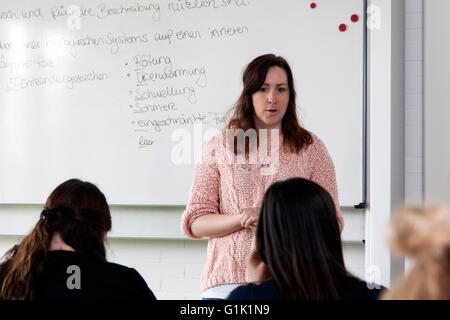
[247,247,271,283]
[240,207,261,230]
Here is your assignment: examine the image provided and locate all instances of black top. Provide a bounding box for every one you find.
[32,250,156,300]
[227,276,385,300]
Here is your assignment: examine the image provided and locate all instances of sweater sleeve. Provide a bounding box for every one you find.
[305,135,344,232]
[181,135,220,239]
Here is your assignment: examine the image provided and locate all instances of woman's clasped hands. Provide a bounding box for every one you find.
[240,207,261,230]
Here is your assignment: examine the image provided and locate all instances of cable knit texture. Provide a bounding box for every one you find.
[181,131,344,292]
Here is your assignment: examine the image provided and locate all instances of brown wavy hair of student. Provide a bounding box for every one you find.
[227,53,313,154]
[381,206,450,300]
[256,177,347,299]
[0,179,111,300]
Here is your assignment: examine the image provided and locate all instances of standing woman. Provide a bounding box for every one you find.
[181,54,344,299]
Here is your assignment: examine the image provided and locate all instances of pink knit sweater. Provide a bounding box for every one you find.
[181,131,344,292]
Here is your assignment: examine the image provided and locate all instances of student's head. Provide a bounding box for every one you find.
[256,177,346,299]
[0,179,111,300]
[43,178,112,258]
[382,206,450,300]
[227,54,312,153]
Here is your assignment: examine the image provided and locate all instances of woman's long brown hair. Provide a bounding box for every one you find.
[227,54,313,154]
[0,179,111,300]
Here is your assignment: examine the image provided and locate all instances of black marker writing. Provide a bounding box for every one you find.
[133,86,197,104]
[6,71,110,91]
[135,67,207,88]
[210,25,249,38]
[21,8,44,19]
[136,113,209,132]
[139,136,154,147]
[0,9,18,20]
[132,102,177,113]
[133,54,172,68]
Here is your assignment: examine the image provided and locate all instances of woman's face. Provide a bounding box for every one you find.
[252,66,290,130]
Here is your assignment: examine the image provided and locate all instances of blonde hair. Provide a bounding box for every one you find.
[381,206,450,300]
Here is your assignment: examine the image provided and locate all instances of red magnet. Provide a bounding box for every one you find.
[310,2,317,9]
[339,24,347,32]
[351,14,359,22]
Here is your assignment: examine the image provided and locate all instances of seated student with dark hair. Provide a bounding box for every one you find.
[228,177,385,300]
[0,179,156,300]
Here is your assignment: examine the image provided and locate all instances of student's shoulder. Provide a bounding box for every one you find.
[228,280,278,300]
[103,262,157,299]
[103,261,142,278]
[227,283,258,300]
[58,255,141,282]
[343,275,386,300]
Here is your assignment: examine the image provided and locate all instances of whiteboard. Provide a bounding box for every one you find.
[0,0,364,206]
